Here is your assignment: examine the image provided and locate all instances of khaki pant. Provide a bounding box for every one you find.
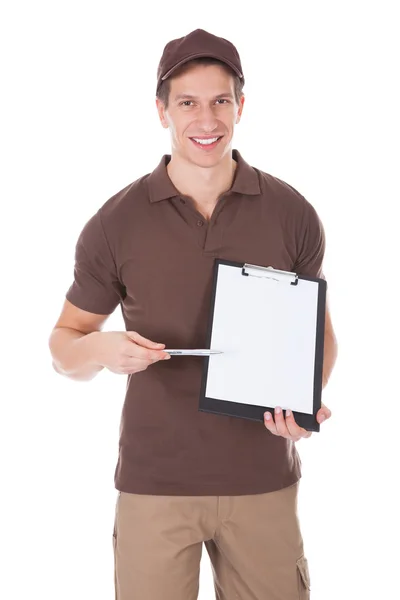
[112,481,311,599]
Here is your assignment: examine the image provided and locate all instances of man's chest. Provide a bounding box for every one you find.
[116,198,297,332]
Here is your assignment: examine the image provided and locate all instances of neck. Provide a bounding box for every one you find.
[166,149,238,215]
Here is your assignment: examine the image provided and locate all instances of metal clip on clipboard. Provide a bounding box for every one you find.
[241,264,299,286]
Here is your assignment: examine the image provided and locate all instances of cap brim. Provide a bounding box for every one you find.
[161,52,243,81]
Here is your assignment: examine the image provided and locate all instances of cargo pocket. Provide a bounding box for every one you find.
[296,555,311,599]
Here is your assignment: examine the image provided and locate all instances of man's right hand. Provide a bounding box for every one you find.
[93,330,170,375]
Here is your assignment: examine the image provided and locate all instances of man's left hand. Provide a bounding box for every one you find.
[264,403,332,441]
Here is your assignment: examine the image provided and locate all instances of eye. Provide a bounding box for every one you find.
[179,99,230,107]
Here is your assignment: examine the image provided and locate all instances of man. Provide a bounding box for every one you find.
[49,28,337,600]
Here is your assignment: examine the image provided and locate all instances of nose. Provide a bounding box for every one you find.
[196,105,219,132]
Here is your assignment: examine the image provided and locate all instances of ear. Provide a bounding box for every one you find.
[236,94,245,124]
[156,98,169,129]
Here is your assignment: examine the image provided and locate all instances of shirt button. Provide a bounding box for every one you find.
[197,220,204,227]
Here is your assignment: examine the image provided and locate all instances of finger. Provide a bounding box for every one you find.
[121,355,167,373]
[274,407,290,437]
[125,344,170,362]
[264,412,310,441]
[126,331,165,350]
[264,411,279,435]
[320,403,332,418]
[317,406,331,424]
[122,363,148,374]
[284,409,305,438]
[286,410,313,439]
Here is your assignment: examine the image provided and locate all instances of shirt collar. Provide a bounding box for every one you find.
[147,149,261,203]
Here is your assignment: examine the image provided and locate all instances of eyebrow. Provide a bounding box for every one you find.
[173,92,234,101]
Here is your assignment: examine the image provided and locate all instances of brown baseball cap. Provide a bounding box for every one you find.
[156,28,244,95]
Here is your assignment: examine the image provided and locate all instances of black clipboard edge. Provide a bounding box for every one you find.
[312,275,327,432]
[199,259,326,433]
[198,397,320,433]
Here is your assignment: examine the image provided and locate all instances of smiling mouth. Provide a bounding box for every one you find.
[189,136,224,149]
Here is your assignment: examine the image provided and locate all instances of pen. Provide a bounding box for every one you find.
[164,349,223,356]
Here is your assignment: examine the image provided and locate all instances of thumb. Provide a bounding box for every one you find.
[126,331,165,349]
[318,405,331,423]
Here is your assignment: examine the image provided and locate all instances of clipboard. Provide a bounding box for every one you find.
[199,259,327,432]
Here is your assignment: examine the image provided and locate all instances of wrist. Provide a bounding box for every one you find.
[78,330,105,371]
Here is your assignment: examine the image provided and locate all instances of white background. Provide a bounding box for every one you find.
[1,1,399,598]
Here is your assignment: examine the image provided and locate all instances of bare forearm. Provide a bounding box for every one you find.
[49,328,104,382]
[322,331,338,389]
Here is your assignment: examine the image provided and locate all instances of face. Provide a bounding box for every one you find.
[156,64,245,167]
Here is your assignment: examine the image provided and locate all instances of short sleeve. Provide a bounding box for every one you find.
[293,200,326,279]
[66,209,125,314]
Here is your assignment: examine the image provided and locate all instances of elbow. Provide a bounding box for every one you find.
[52,360,62,375]
[51,359,96,383]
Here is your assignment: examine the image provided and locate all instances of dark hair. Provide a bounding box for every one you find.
[156,57,244,109]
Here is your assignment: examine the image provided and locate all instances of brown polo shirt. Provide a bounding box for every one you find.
[66,149,325,496]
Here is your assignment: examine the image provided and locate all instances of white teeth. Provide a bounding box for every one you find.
[192,137,220,145]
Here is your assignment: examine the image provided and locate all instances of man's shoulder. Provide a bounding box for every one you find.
[254,165,316,217]
[256,166,303,202]
[99,171,152,221]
